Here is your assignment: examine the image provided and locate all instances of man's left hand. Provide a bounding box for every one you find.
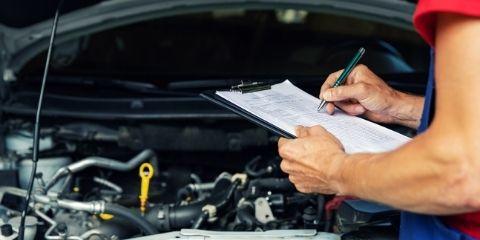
[278,125,347,195]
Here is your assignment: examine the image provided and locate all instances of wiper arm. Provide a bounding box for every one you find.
[106,78,195,96]
[29,76,196,97]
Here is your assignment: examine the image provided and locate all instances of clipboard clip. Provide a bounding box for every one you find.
[230,81,271,93]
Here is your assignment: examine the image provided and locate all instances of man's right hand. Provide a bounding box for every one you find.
[320,65,424,129]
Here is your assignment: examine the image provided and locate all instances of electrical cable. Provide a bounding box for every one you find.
[18,1,64,239]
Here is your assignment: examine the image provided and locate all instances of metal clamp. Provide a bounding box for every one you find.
[230,81,271,93]
[231,173,248,187]
[201,204,218,223]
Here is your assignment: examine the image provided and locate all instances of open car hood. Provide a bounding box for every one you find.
[0,0,416,82]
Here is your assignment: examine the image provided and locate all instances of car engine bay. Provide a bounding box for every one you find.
[0,118,403,240]
[0,4,428,240]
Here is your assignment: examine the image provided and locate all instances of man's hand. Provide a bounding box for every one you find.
[321,65,423,129]
[278,126,347,194]
[278,14,480,215]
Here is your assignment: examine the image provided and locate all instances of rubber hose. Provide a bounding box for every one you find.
[248,178,294,192]
[213,180,240,210]
[245,156,268,177]
[193,180,240,229]
[234,204,257,230]
[147,180,238,231]
[104,204,158,235]
[192,211,209,229]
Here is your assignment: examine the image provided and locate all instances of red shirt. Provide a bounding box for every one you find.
[413,0,480,238]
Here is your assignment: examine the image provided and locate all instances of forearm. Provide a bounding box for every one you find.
[387,91,424,129]
[328,14,480,215]
[333,128,480,214]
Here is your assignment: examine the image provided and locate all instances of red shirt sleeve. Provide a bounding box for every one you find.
[413,0,480,46]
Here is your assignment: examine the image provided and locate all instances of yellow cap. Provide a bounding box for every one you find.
[99,213,114,220]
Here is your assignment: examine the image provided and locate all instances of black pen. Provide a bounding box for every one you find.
[318,47,365,111]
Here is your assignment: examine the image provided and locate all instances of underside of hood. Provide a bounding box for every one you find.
[0,0,101,28]
[0,0,416,83]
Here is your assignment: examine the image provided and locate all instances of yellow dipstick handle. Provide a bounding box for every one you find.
[139,163,154,214]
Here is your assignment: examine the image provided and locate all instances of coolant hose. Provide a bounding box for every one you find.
[192,211,209,229]
[147,178,240,231]
[247,178,294,193]
[45,149,155,192]
[213,180,240,210]
[103,204,158,235]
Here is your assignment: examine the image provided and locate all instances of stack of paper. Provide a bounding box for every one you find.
[216,80,410,153]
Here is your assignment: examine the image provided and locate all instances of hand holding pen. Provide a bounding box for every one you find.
[318,47,365,111]
[318,49,423,128]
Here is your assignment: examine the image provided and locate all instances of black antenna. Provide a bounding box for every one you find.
[18,1,64,239]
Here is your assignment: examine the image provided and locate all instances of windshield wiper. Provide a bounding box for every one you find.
[25,76,196,97]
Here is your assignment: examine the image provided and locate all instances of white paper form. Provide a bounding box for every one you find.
[216,80,411,153]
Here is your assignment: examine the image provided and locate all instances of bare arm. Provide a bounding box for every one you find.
[279,13,480,215]
[389,92,424,129]
[336,13,480,214]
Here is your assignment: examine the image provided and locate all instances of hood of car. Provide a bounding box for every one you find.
[0,0,416,82]
[0,0,102,28]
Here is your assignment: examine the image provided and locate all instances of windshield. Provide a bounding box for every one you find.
[19,8,429,83]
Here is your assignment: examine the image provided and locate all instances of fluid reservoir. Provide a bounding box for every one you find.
[18,157,71,192]
[8,216,37,240]
[5,131,71,192]
[5,131,54,155]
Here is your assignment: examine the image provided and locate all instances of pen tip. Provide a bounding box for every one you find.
[317,100,326,112]
[359,47,366,54]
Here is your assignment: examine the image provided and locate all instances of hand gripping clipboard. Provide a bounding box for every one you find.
[200,82,295,139]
